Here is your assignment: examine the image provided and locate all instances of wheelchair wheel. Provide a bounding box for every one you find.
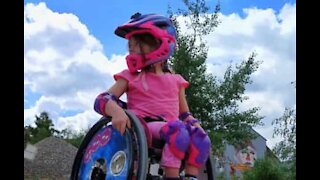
[197,154,215,180]
[206,154,215,180]
[70,110,148,180]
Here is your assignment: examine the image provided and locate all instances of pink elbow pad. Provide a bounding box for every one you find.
[93,92,116,116]
[93,92,127,116]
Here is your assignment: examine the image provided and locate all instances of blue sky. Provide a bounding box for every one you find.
[24,0,295,57]
[24,0,296,148]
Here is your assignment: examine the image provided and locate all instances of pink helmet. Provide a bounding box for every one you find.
[115,13,177,72]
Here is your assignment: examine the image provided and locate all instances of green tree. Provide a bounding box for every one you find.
[169,0,263,155]
[59,128,89,148]
[25,111,89,148]
[25,111,58,144]
[242,158,287,180]
[272,107,296,179]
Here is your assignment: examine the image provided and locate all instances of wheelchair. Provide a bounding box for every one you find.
[70,110,215,180]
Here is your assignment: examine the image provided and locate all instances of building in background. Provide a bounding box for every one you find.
[215,129,278,179]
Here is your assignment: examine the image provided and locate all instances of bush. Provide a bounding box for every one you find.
[242,158,286,180]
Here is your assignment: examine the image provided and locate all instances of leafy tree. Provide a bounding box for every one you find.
[25,111,88,148]
[169,0,263,155]
[242,158,287,180]
[25,111,59,144]
[59,128,89,148]
[272,107,296,179]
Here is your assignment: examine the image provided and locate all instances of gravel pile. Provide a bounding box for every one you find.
[24,136,78,179]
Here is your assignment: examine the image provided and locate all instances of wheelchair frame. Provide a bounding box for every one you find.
[70,110,214,180]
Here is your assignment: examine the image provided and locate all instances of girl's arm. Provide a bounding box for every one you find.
[178,87,201,127]
[97,78,131,135]
[179,87,191,115]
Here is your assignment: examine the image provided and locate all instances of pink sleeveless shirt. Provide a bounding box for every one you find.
[114,69,189,122]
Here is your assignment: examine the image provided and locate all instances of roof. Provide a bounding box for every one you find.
[251,127,267,141]
[265,146,280,162]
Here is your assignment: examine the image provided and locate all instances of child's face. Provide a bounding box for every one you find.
[128,34,159,55]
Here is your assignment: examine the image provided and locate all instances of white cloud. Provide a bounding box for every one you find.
[177,3,295,148]
[278,3,296,35]
[24,96,62,126]
[204,3,295,148]
[55,110,102,132]
[241,91,284,118]
[24,2,296,150]
[254,125,282,148]
[24,2,127,131]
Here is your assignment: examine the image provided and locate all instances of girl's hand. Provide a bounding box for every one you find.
[111,109,131,135]
[193,122,205,133]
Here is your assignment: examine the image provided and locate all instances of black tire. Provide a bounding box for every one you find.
[70,116,113,180]
[205,154,215,180]
[125,110,148,180]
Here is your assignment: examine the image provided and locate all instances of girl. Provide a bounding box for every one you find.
[94,13,211,180]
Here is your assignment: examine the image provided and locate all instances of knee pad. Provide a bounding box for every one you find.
[160,120,190,159]
[187,127,211,168]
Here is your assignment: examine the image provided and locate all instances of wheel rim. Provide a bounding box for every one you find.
[78,125,132,180]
